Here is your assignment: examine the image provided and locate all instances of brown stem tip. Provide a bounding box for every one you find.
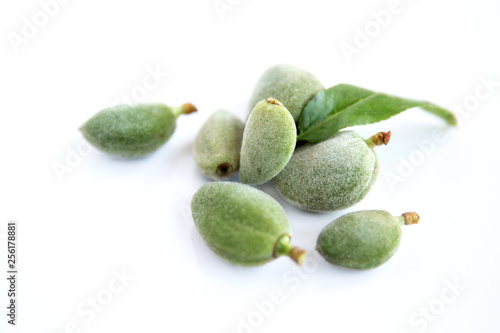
[182,103,198,114]
[372,131,392,146]
[265,97,284,106]
[402,212,420,225]
[289,247,307,266]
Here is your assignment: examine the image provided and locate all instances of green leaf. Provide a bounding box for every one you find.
[297,84,457,142]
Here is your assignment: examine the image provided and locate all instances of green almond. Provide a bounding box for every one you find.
[248,64,324,122]
[240,98,297,185]
[80,103,196,158]
[273,130,391,212]
[193,110,244,180]
[191,182,306,266]
[316,210,420,270]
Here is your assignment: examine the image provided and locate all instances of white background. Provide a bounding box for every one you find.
[1,0,499,332]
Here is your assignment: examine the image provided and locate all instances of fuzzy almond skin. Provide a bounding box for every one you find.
[240,98,297,185]
[272,131,378,212]
[316,210,403,270]
[193,110,245,180]
[191,182,291,266]
[80,103,177,158]
[248,64,324,122]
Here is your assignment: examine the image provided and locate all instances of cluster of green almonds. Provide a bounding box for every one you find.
[190,64,419,269]
[79,64,421,270]
[192,65,392,212]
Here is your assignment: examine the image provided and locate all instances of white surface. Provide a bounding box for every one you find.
[1,0,499,332]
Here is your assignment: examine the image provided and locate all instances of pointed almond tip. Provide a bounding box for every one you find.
[402,212,420,225]
[265,97,284,106]
[182,103,197,115]
[289,247,307,266]
[383,131,392,145]
[369,131,392,147]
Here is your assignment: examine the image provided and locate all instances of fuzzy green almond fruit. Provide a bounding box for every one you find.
[80,103,197,158]
[316,210,420,270]
[248,64,324,122]
[191,182,306,266]
[272,130,391,212]
[240,98,297,185]
[193,110,244,180]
